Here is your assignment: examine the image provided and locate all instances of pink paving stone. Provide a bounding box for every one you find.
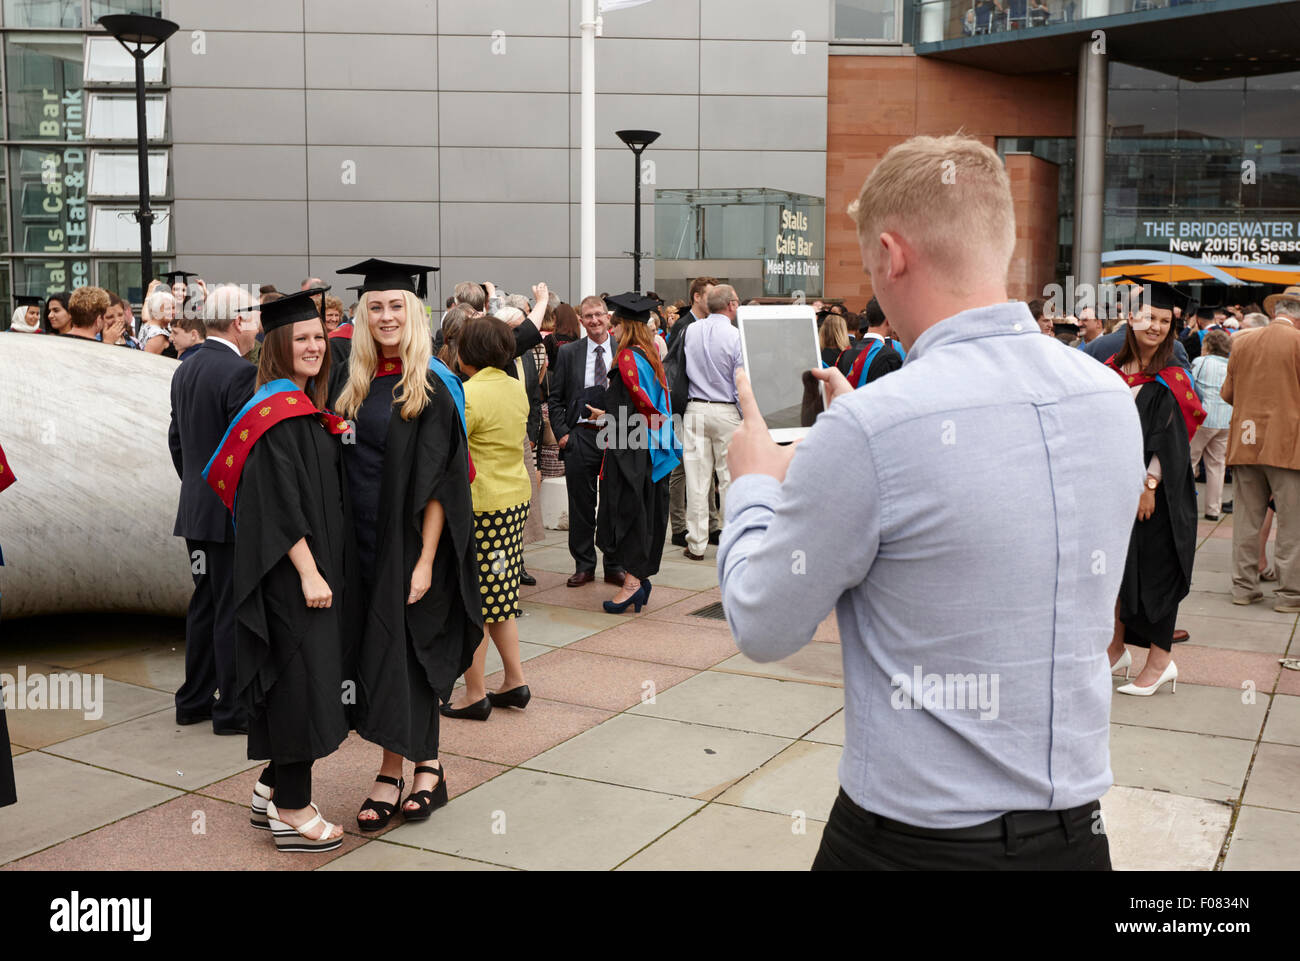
[569,617,741,669]
[1119,643,1281,691]
[199,731,508,838]
[1276,668,1300,697]
[641,588,732,632]
[1,795,366,871]
[436,694,613,766]
[483,647,697,712]
[525,581,696,617]
[518,569,570,598]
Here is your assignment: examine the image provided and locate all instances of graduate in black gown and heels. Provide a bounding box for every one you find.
[204,288,356,851]
[0,440,18,809]
[329,260,482,831]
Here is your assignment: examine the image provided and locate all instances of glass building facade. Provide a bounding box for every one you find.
[2,0,170,321]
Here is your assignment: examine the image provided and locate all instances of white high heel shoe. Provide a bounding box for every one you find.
[1116,661,1177,697]
[1109,649,1132,679]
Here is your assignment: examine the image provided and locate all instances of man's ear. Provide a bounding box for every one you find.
[879,232,907,283]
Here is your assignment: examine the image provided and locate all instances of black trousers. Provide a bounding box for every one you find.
[564,427,621,576]
[811,789,1111,870]
[177,539,244,729]
[258,761,312,811]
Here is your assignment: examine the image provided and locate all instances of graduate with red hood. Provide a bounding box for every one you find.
[1103,278,1205,697]
[0,440,17,808]
[204,287,356,852]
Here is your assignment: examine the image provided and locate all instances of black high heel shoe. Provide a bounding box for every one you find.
[487,685,531,709]
[402,764,447,822]
[356,774,405,832]
[603,581,650,614]
[440,696,492,721]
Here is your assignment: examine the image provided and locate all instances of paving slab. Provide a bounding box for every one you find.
[628,670,843,739]
[715,740,842,822]
[89,645,195,693]
[515,601,625,647]
[1222,805,1300,870]
[804,709,844,746]
[1240,742,1300,814]
[1119,643,1282,692]
[713,641,844,687]
[3,671,175,749]
[1108,681,1269,741]
[516,569,571,598]
[1099,785,1231,871]
[0,752,180,864]
[1262,693,1300,747]
[1180,590,1298,624]
[569,618,741,670]
[319,840,511,871]
[526,582,695,618]
[1109,725,1255,803]
[527,713,791,800]
[639,560,720,591]
[45,707,255,790]
[483,648,695,712]
[619,803,825,871]
[3,794,364,870]
[436,696,612,767]
[1173,614,1295,655]
[382,768,701,871]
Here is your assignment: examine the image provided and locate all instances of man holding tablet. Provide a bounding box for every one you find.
[681,284,744,561]
[718,134,1144,870]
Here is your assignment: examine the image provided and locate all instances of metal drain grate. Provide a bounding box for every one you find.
[688,601,726,620]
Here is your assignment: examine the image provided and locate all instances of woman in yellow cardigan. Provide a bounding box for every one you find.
[441,316,533,720]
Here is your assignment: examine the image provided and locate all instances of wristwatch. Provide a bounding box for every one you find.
[1145,475,1159,491]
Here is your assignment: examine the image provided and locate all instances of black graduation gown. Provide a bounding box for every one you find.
[0,700,15,807]
[233,414,355,765]
[1118,381,1197,647]
[339,372,483,760]
[596,346,670,579]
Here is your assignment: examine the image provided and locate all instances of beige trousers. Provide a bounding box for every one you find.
[683,401,741,555]
[1189,426,1229,515]
[1230,463,1300,605]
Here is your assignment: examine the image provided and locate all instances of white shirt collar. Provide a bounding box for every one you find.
[860,331,884,343]
[209,335,243,354]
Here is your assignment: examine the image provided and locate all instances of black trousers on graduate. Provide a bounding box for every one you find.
[811,789,1111,870]
[177,538,245,730]
[258,761,313,811]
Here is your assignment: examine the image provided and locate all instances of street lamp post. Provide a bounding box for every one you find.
[98,14,178,300]
[615,129,660,293]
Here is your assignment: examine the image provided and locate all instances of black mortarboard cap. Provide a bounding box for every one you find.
[336,259,437,299]
[1114,275,1195,314]
[1053,321,1079,337]
[14,294,43,307]
[162,269,198,286]
[1196,306,1217,321]
[604,291,658,323]
[238,286,330,334]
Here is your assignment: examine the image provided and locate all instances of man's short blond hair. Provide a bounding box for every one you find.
[848,134,1015,288]
[68,286,110,328]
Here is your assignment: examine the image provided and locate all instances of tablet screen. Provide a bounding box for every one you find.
[737,305,820,436]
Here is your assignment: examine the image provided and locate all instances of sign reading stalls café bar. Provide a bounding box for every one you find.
[764,205,824,297]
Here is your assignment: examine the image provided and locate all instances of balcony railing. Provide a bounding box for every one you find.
[915,0,1212,44]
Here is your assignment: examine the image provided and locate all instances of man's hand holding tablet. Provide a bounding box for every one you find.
[727,369,802,483]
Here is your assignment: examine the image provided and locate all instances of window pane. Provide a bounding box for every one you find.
[90,0,163,18]
[1108,90,1178,138]
[14,256,90,296]
[86,93,166,140]
[4,0,82,28]
[8,146,90,255]
[5,34,85,140]
[88,151,168,196]
[1176,89,1244,142]
[90,205,169,252]
[84,36,165,84]
[835,0,898,41]
[95,259,158,303]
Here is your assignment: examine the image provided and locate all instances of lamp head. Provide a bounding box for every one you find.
[98,14,180,49]
[615,129,661,152]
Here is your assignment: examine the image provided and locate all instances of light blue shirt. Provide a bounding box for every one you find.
[684,313,743,404]
[1190,354,1232,430]
[718,301,1145,829]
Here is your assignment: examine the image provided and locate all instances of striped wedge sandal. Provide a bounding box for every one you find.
[266,801,344,853]
[250,781,273,831]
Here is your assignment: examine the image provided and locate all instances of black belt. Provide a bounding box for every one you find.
[688,398,735,405]
[847,790,1099,848]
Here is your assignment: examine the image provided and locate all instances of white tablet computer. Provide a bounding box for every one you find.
[737,304,820,443]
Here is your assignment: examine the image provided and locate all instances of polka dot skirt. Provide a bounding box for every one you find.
[474,501,530,623]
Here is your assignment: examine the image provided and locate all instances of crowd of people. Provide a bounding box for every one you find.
[5,135,1300,867]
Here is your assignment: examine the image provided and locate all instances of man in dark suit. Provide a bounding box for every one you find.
[167,285,260,735]
[548,294,626,588]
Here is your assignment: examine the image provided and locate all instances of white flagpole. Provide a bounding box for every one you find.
[580,0,598,300]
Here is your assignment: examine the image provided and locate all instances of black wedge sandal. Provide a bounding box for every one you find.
[401,764,448,822]
[356,774,405,832]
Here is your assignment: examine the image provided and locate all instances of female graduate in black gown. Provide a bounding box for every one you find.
[596,294,682,614]
[1104,298,1204,697]
[330,260,482,831]
[206,287,355,852]
[0,441,17,809]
